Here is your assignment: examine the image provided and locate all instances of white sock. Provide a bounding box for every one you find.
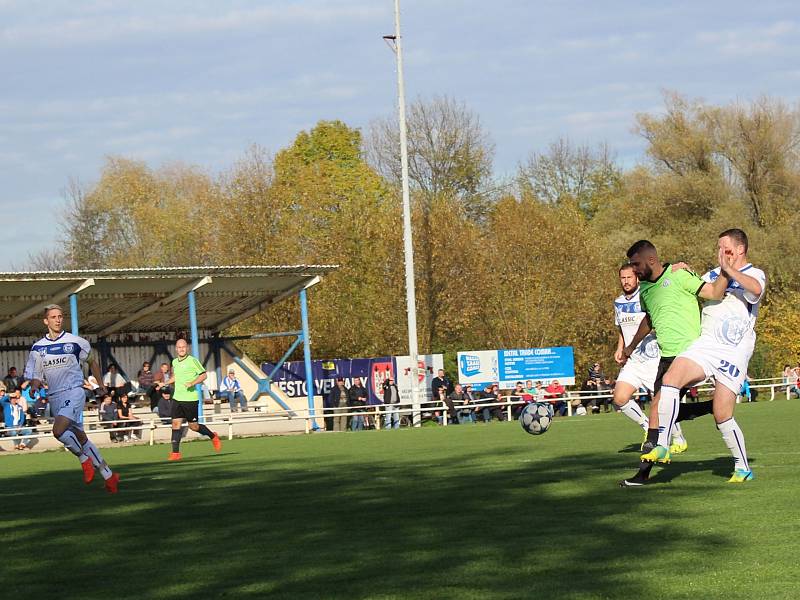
[657,385,680,448]
[718,418,750,472]
[57,430,83,456]
[671,422,686,445]
[82,439,114,480]
[619,400,648,430]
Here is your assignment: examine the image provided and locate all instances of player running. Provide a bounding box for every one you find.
[618,240,728,486]
[24,304,119,493]
[641,229,764,482]
[160,338,222,461]
[612,264,687,451]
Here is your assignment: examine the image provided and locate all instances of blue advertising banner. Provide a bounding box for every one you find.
[262,355,443,405]
[457,347,575,390]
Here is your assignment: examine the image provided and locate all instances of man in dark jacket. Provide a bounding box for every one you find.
[326,378,349,432]
[347,377,368,431]
[382,376,401,430]
[431,369,453,400]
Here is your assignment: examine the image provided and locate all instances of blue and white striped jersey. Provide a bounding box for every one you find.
[24,331,91,394]
[614,288,660,362]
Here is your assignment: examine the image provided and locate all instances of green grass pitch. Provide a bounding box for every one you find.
[1,400,798,599]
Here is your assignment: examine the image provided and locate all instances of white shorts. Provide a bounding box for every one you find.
[48,387,86,428]
[617,358,658,394]
[678,334,754,395]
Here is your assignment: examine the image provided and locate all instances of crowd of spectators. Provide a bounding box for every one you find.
[1,367,51,451]
[784,364,800,398]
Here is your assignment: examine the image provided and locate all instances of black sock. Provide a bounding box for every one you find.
[638,461,654,478]
[196,423,215,438]
[676,400,713,422]
[646,428,659,445]
[171,429,182,453]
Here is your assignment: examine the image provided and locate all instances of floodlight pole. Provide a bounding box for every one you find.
[385,0,422,426]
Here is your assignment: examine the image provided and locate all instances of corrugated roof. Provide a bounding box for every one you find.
[0,265,337,338]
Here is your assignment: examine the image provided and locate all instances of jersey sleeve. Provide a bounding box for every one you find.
[192,356,206,377]
[613,304,620,327]
[23,350,42,381]
[78,337,91,362]
[677,269,706,295]
[743,268,767,304]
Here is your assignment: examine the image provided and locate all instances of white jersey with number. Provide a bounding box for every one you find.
[24,331,91,394]
[699,264,766,347]
[614,288,660,363]
[679,263,766,394]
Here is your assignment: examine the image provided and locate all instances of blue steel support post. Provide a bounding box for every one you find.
[188,290,204,420]
[69,293,79,335]
[299,288,319,430]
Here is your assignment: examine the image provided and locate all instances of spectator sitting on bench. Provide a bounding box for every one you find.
[117,394,141,442]
[103,364,128,400]
[99,395,121,442]
[545,379,567,416]
[220,368,247,412]
[2,385,33,450]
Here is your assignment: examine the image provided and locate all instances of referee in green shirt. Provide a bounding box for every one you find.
[160,338,222,461]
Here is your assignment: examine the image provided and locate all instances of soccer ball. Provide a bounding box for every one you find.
[520,402,553,435]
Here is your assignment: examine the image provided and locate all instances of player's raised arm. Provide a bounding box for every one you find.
[719,247,764,299]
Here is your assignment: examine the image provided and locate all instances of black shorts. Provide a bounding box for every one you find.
[654,357,688,399]
[171,400,199,422]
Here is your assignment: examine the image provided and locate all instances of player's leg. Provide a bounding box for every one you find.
[170,400,185,460]
[713,386,752,482]
[643,357,706,458]
[73,423,115,484]
[613,380,648,431]
[184,401,221,451]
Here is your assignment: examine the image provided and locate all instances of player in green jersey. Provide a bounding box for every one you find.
[159,338,222,461]
[618,240,728,486]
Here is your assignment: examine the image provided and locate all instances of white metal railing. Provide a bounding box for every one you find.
[1,380,795,448]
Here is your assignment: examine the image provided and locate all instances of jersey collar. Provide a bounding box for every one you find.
[45,330,67,342]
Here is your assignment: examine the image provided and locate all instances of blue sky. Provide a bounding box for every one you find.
[2,0,798,268]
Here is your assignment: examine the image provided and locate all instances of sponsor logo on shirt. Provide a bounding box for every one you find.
[63,343,74,354]
[43,355,71,369]
[661,279,671,288]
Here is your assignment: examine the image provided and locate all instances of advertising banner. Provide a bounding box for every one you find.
[262,354,443,405]
[457,347,575,389]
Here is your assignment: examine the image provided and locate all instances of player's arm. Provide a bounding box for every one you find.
[614,328,626,364]
[86,351,109,396]
[719,251,764,299]
[622,315,652,360]
[24,350,44,392]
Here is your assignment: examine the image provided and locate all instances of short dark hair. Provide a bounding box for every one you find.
[719,228,748,253]
[626,240,656,259]
[619,263,636,274]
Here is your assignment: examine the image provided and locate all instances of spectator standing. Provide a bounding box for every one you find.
[431,369,453,400]
[588,362,605,384]
[103,365,128,399]
[4,367,22,394]
[347,377,368,431]
[382,376,401,430]
[220,368,247,412]
[137,361,156,408]
[787,364,800,399]
[326,378,349,432]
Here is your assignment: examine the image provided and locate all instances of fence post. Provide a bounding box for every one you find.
[149,417,155,446]
[375,406,381,430]
[506,397,512,421]
[567,393,572,417]
[228,417,234,440]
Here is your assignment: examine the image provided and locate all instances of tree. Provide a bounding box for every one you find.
[517,138,621,217]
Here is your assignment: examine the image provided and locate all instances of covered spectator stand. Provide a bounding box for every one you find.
[0,266,336,430]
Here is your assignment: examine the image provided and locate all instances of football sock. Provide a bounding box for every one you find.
[620,400,648,430]
[196,424,214,438]
[657,385,680,447]
[672,422,686,445]
[676,400,713,422]
[82,439,114,480]
[646,428,659,446]
[717,418,750,471]
[171,429,182,453]
[57,430,83,456]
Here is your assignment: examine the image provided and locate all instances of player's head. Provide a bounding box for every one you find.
[626,240,658,281]
[618,264,638,294]
[718,228,748,263]
[42,304,64,335]
[175,338,189,357]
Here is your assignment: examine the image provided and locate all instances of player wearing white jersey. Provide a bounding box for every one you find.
[654,229,764,483]
[24,304,119,493]
[612,265,686,450]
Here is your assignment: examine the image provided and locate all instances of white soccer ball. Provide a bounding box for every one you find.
[520,402,554,436]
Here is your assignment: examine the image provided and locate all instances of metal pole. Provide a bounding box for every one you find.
[188,290,204,421]
[69,293,79,335]
[392,0,422,427]
[299,288,319,431]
